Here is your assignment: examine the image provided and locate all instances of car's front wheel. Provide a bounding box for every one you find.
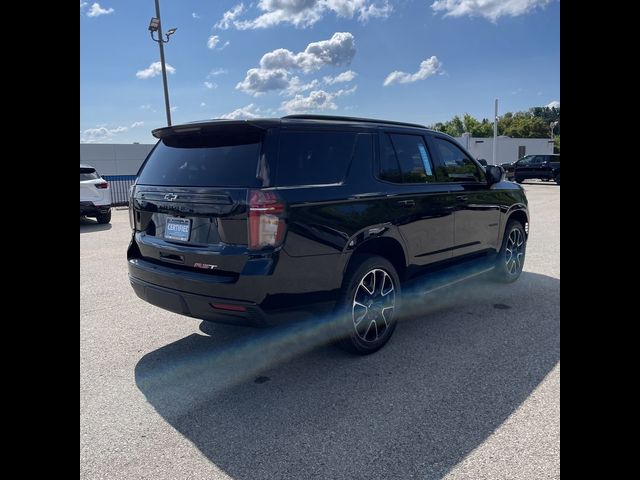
[493,220,526,283]
[96,210,111,224]
[335,255,400,354]
[554,173,560,185]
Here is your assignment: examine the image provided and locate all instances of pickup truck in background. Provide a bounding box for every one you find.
[501,154,560,185]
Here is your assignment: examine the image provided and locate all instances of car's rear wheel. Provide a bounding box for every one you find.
[493,220,526,283]
[335,255,400,355]
[554,173,560,185]
[515,177,524,184]
[96,210,111,224]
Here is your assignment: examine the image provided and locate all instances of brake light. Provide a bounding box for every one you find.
[128,185,136,230]
[248,189,286,250]
[95,182,109,189]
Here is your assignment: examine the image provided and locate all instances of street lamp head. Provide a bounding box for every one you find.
[148,17,160,32]
[166,28,177,36]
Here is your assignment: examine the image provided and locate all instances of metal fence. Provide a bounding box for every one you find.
[104,175,136,206]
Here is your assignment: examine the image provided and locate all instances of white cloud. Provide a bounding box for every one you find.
[383,56,442,86]
[237,33,356,96]
[139,104,152,110]
[323,70,357,84]
[286,70,356,95]
[130,121,145,128]
[170,106,179,112]
[220,103,265,120]
[358,1,393,21]
[80,2,88,11]
[136,62,176,79]
[207,36,220,49]
[192,12,200,19]
[207,36,230,50]
[431,0,553,22]
[80,125,127,143]
[216,3,246,29]
[86,2,114,17]
[280,86,356,114]
[218,0,391,29]
[546,100,560,108]
[236,68,292,96]
[285,77,322,95]
[200,102,207,107]
[259,32,355,73]
[208,68,228,77]
[204,81,218,89]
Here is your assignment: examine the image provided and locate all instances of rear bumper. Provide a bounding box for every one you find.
[80,201,110,216]
[129,274,269,326]
[127,253,343,327]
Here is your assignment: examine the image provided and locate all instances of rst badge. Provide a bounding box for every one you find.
[194,263,218,270]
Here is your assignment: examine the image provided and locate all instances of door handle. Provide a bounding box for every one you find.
[456,195,468,201]
[397,199,415,207]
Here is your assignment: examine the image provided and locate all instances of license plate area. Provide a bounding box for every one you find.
[165,217,191,241]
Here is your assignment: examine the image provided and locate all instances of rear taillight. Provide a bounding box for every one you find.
[248,189,286,250]
[128,185,136,230]
[95,182,109,189]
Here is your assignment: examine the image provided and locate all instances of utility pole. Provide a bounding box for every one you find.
[148,1,177,126]
[492,99,498,165]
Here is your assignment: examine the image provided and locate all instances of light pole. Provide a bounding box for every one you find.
[492,99,498,165]
[550,121,559,141]
[148,0,177,126]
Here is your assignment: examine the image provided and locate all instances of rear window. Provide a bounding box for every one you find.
[276,130,357,186]
[80,167,99,181]
[137,127,265,187]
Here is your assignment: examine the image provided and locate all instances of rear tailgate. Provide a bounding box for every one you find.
[130,122,276,276]
[133,186,250,274]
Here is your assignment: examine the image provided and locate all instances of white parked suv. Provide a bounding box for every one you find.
[80,164,112,224]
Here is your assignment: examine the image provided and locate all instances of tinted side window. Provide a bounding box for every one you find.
[390,134,435,183]
[433,138,485,182]
[379,134,402,183]
[378,133,435,183]
[277,130,357,186]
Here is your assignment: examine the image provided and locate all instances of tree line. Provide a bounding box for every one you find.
[430,105,560,152]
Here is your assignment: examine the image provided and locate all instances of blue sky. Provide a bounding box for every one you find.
[80,0,560,144]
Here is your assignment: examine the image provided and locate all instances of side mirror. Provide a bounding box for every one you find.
[478,159,488,166]
[486,165,504,185]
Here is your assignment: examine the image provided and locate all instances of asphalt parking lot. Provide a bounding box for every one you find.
[80,181,559,480]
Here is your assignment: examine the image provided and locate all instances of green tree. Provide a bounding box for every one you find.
[554,135,560,153]
[431,104,559,139]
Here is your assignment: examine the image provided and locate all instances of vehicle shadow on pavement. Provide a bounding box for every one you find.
[135,271,559,480]
[80,217,112,233]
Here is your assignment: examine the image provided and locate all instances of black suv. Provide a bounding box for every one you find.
[504,154,560,184]
[127,115,529,354]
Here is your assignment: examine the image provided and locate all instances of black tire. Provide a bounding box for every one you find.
[335,254,401,355]
[96,210,111,224]
[515,177,524,184]
[554,173,560,185]
[493,220,526,283]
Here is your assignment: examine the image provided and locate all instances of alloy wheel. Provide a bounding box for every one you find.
[352,269,396,342]
[505,228,525,274]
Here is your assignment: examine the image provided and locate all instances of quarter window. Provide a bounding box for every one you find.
[277,130,357,186]
[432,138,485,182]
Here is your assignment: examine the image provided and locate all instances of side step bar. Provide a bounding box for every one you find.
[403,257,496,297]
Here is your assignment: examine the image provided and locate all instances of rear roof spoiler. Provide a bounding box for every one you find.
[151,119,280,139]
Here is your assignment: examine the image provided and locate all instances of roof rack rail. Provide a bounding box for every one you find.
[281,114,427,130]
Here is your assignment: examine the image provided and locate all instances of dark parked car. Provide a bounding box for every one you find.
[127,115,529,354]
[502,154,560,184]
